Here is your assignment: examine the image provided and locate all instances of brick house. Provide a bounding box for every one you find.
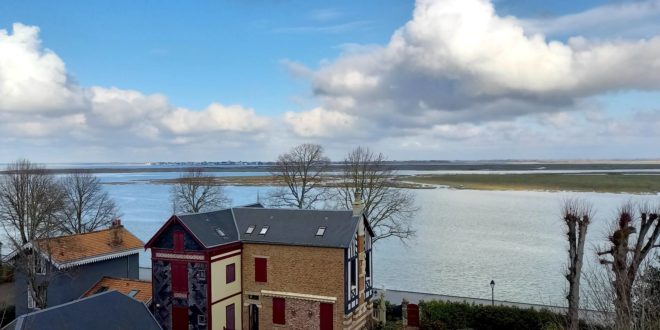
[3,221,143,316]
[145,194,375,330]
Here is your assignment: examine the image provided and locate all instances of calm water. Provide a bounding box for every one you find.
[4,171,658,306]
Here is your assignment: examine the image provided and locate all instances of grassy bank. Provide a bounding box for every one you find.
[403,173,660,194]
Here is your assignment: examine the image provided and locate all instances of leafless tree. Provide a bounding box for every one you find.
[268,143,329,209]
[59,170,119,234]
[0,159,64,309]
[170,168,231,213]
[597,203,660,329]
[334,147,417,243]
[562,198,593,330]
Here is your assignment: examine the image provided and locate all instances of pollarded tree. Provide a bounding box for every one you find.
[170,168,231,214]
[334,146,417,243]
[561,199,593,330]
[268,143,330,209]
[59,170,120,234]
[597,203,660,329]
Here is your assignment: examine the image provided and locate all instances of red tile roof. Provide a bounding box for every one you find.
[81,276,152,305]
[36,226,143,266]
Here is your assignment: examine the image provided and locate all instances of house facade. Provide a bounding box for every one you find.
[4,221,143,316]
[146,196,374,330]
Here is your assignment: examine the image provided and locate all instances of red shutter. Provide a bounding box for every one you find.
[226,303,235,330]
[172,262,188,293]
[272,297,285,325]
[226,263,236,284]
[255,258,267,282]
[320,303,333,330]
[174,230,184,251]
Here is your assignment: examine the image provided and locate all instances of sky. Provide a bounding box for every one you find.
[1,0,660,162]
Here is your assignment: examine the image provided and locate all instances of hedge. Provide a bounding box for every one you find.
[418,300,601,330]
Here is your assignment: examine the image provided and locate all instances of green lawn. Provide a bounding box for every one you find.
[403,173,660,194]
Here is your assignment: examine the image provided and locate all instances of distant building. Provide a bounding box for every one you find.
[145,194,375,330]
[2,290,161,330]
[81,276,153,307]
[3,221,143,316]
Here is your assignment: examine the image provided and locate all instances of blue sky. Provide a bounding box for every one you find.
[1,0,660,162]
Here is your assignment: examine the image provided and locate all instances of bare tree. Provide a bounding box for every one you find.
[59,170,119,234]
[562,199,593,330]
[170,168,231,213]
[268,143,329,209]
[334,147,417,243]
[597,203,660,329]
[0,159,64,309]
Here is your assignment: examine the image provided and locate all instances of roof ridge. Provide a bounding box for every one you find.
[100,276,151,283]
[36,226,131,241]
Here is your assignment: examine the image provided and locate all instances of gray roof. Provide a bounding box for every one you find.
[3,291,161,330]
[174,204,365,249]
[177,208,239,247]
[233,208,359,248]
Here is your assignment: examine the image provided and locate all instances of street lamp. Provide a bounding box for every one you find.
[490,280,495,306]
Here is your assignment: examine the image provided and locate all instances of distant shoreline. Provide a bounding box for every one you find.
[3,161,660,175]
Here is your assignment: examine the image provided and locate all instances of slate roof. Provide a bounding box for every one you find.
[81,276,153,305]
[3,291,160,330]
[167,204,367,249]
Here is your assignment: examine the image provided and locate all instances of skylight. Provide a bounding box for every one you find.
[215,228,226,237]
[316,226,326,236]
[259,226,269,235]
[246,225,255,234]
[127,290,139,297]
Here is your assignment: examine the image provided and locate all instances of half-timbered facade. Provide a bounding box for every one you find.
[146,195,375,330]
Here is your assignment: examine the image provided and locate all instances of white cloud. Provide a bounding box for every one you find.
[0,22,272,160]
[283,107,356,138]
[0,23,87,114]
[304,0,660,130]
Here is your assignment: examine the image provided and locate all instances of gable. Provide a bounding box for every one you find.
[149,220,204,251]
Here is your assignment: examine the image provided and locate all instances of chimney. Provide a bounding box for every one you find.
[110,218,123,246]
[352,191,364,217]
[111,218,123,228]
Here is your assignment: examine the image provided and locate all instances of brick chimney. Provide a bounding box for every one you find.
[110,218,123,246]
[354,191,367,307]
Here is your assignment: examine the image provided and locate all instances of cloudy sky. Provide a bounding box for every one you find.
[1,0,660,162]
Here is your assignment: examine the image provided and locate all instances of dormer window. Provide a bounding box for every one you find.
[316,226,326,236]
[246,225,255,234]
[259,226,269,235]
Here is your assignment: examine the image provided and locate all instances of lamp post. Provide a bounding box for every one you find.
[490,280,495,306]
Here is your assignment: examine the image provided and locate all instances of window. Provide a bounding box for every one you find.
[316,226,326,236]
[172,262,188,293]
[245,225,255,234]
[127,290,139,297]
[174,230,184,251]
[272,298,285,325]
[259,226,269,235]
[226,263,236,284]
[255,257,267,282]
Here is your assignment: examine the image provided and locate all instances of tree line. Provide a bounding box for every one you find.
[171,143,419,243]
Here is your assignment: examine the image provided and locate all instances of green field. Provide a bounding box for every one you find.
[403,173,660,194]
